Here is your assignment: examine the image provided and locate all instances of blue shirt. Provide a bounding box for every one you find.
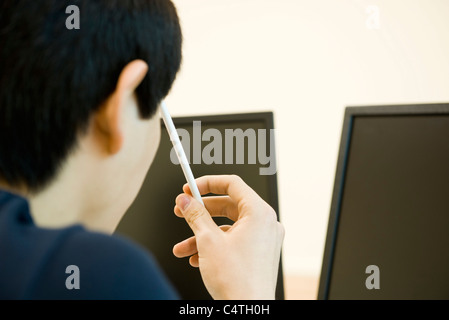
[0,189,179,300]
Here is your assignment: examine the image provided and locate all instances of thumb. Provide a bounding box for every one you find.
[176,194,219,236]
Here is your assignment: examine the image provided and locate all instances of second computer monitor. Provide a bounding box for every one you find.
[319,103,449,300]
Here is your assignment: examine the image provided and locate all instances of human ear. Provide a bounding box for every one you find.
[93,60,149,154]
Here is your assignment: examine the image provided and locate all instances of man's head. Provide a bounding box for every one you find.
[0,0,182,230]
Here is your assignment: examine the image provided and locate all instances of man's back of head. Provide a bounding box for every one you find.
[0,0,182,194]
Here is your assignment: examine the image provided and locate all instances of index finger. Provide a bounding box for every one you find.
[184,175,260,206]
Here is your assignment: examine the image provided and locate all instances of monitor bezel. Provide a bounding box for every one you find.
[317,102,449,300]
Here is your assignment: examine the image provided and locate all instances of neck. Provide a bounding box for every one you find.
[1,126,145,235]
[31,163,124,235]
[26,148,127,234]
[28,176,89,230]
[29,187,121,234]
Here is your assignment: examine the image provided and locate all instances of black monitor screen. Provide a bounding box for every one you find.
[319,104,449,299]
[115,112,284,300]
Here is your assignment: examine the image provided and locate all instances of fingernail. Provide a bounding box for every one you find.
[177,194,191,211]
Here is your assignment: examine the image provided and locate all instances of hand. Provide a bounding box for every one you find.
[172,175,285,300]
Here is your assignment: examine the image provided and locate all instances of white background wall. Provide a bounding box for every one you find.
[167,0,449,278]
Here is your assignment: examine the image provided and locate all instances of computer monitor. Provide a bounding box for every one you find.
[115,112,284,300]
[318,103,449,300]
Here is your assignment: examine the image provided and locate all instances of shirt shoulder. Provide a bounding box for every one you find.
[28,228,180,300]
[0,189,179,300]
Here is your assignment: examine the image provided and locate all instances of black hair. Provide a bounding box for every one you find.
[0,0,182,192]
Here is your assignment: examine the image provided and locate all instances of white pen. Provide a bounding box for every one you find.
[160,101,204,206]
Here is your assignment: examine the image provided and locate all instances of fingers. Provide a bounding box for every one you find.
[183,175,272,221]
[173,235,197,258]
[175,195,239,222]
[189,254,199,268]
[175,193,220,236]
[204,196,238,221]
[183,175,260,206]
[173,225,232,263]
